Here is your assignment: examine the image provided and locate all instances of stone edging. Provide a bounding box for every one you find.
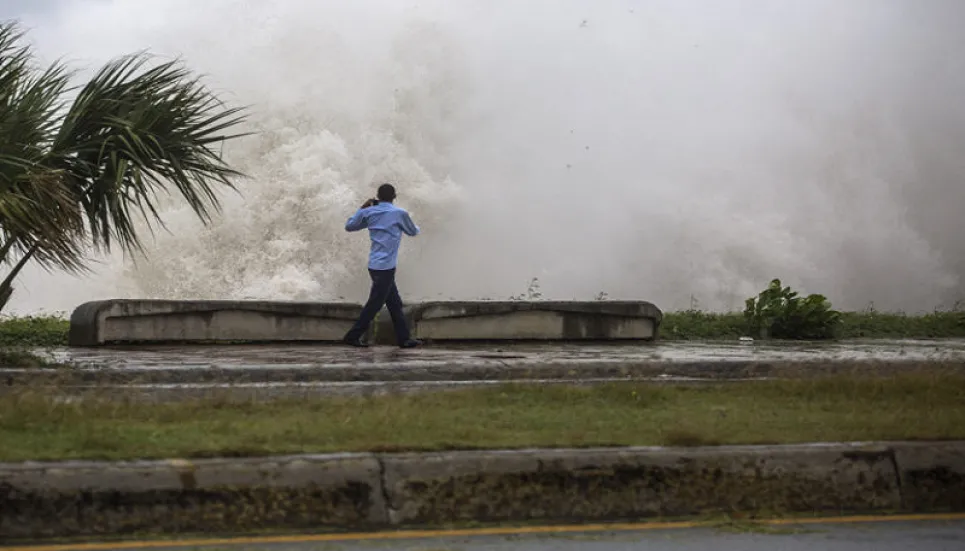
[1,441,963,540]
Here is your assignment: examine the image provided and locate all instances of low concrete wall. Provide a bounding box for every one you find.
[0,454,384,539]
[3,442,962,540]
[69,299,664,346]
[380,445,900,524]
[375,301,663,345]
[892,441,965,512]
[68,300,365,346]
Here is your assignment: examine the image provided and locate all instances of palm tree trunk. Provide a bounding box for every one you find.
[0,244,38,313]
[0,237,16,266]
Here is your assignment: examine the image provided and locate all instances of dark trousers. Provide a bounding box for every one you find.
[344,268,411,344]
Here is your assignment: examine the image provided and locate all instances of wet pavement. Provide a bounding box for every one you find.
[5,339,963,400]
[67,519,965,551]
[43,338,965,370]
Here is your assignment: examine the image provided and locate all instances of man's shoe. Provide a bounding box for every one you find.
[343,337,369,348]
[399,338,423,349]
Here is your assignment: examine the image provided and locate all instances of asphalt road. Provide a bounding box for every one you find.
[11,517,964,551]
[175,520,965,551]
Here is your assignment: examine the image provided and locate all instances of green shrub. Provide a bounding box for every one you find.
[0,348,57,367]
[0,315,69,347]
[661,310,748,340]
[838,310,965,339]
[743,279,840,339]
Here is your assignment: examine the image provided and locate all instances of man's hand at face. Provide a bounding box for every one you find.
[361,198,378,209]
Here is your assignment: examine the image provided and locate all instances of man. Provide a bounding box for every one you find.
[342,183,422,348]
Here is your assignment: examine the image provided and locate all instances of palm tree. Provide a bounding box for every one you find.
[0,21,247,311]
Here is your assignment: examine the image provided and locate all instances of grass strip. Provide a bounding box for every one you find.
[0,315,69,348]
[661,310,965,340]
[0,349,59,367]
[0,316,69,368]
[2,373,963,462]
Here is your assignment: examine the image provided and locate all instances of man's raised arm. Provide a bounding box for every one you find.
[400,211,420,236]
[345,209,368,232]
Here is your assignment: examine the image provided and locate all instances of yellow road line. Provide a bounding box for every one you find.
[5,513,965,551]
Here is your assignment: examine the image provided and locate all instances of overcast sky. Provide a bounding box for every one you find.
[1,0,59,18]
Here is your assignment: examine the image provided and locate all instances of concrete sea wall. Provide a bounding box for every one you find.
[68,300,664,346]
[68,300,365,346]
[375,301,663,344]
[1,441,962,540]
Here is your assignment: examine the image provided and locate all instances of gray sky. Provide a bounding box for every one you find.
[0,0,60,18]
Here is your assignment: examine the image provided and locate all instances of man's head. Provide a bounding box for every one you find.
[377,183,396,202]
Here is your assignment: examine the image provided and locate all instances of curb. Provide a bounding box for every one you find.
[1,441,963,540]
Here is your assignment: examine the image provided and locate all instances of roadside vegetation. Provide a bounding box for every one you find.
[0,314,68,347]
[662,279,965,341]
[0,348,57,367]
[2,373,963,461]
[662,309,965,341]
[0,314,69,367]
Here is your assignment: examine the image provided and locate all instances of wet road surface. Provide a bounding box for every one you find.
[45,338,965,370]
[4,338,962,400]
[237,520,965,551]
[11,517,965,551]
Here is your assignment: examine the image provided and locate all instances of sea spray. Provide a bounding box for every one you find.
[6,0,964,314]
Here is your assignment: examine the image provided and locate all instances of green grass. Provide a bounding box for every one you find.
[661,311,750,340]
[837,311,965,339]
[661,310,965,340]
[0,315,70,367]
[0,348,59,367]
[0,314,69,347]
[2,374,963,462]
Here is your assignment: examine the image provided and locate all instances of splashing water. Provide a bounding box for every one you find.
[7,0,965,314]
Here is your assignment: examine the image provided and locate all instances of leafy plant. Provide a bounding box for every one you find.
[743,279,840,339]
[0,314,68,347]
[0,21,248,312]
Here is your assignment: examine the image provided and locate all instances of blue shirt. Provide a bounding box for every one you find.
[345,201,420,270]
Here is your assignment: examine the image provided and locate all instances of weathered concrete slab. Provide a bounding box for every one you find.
[379,444,900,525]
[8,442,965,539]
[375,301,663,344]
[893,441,965,512]
[68,300,364,346]
[0,454,384,539]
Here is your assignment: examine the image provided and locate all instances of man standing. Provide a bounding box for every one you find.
[342,183,422,348]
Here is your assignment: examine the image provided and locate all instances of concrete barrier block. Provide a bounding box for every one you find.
[892,441,965,512]
[380,444,900,525]
[375,301,663,344]
[0,454,385,539]
[68,300,364,346]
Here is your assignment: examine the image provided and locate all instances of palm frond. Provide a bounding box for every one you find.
[51,52,250,255]
[0,170,86,272]
[0,21,72,183]
[0,21,84,271]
